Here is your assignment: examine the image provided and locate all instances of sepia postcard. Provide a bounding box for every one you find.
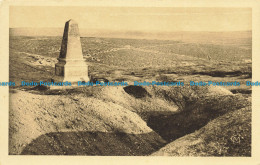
[0,0,260,165]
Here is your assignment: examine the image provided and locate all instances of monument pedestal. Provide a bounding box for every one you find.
[52,58,90,83]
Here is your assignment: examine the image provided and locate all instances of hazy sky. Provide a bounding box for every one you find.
[10,7,251,32]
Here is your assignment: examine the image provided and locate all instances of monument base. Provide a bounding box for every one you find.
[52,58,90,88]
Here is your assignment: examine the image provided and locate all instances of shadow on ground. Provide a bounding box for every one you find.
[21,131,166,155]
[146,95,250,142]
[193,70,251,78]
[124,85,152,98]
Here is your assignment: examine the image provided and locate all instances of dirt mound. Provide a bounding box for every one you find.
[151,106,251,156]
[9,90,165,155]
[140,85,234,111]
[67,86,180,120]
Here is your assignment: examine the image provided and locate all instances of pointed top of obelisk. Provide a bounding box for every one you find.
[64,19,80,37]
[58,19,83,59]
[66,19,77,24]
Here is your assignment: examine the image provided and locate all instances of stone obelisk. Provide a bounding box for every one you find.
[52,19,89,84]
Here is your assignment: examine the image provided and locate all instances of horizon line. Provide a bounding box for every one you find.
[9,27,252,33]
